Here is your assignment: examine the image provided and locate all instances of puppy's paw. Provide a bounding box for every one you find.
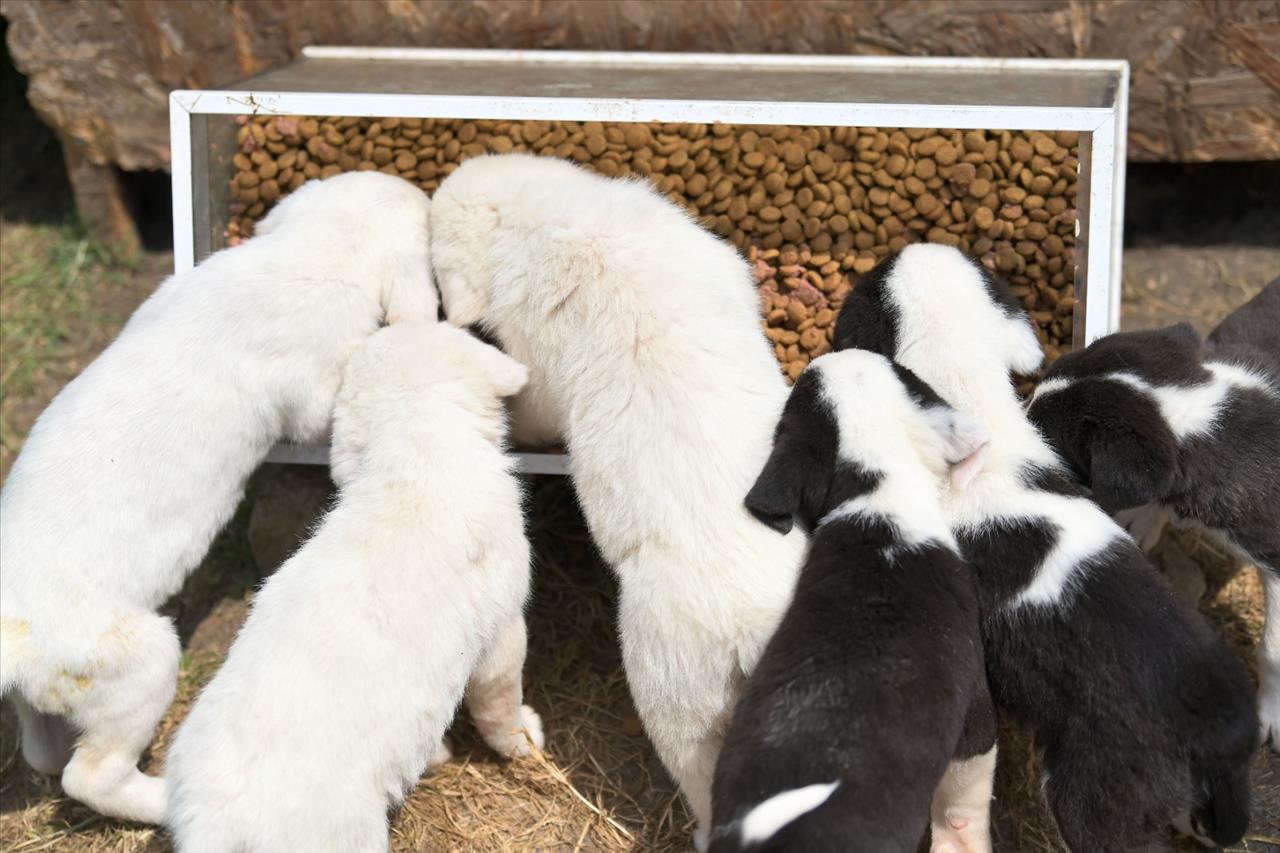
[480,705,545,758]
[1260,700,1280,753]
[513,704,545,755]
[929,811,992,853]
[1113,504,1169,553]
[692,822,710,852]
[426,738,453,771]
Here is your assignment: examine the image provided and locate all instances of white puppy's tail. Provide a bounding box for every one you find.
[724,780,840,849]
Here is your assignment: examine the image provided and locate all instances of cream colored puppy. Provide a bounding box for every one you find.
[0,172,435,824]
[165,322,540,853]
[431,154,807,849]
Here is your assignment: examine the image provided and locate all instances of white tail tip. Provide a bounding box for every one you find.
[740,780,840,844]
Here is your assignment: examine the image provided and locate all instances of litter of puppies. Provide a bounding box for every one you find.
[1,154,1273,853]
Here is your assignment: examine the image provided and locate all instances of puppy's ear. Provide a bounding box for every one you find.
[440,273,490,328]
[745,373,831,534]
[745,436,807,534]
[936,410,991,492]
[832,256,901,357]
[384,252,440,325]
[1006,317,1045,375]
[1085,421,1176,512]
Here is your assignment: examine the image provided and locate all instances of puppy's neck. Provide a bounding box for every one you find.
[822,471,955,551]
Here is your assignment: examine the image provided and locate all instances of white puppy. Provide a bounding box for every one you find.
[0,172,436,824]
[165,322,541,853]
[430,154,808,848]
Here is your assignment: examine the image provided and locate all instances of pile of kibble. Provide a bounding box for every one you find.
[228,116,1078,382]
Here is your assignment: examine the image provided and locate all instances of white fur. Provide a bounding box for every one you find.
[874,244,1123,610]
[0,172,435,824]
[739,781,840,844]
[430,154,807,847]
[811,352,987,552]
[164,323,539,853]
[1260,570,1280,749]
[930,746,997,853]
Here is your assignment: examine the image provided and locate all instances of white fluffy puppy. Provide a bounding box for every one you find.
[165,322,541,853]
[431,153,808,848]
[0,172,435,824]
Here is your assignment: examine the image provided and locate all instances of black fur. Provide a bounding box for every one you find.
[715,360,992,852]
[962,505,1257,851]
[1028,279,1280,570]
[834,251,1260,850]
[831,253,902,358]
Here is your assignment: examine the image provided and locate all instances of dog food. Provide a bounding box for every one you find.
[226,116,1078,381]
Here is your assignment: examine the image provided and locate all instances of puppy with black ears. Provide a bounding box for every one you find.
[1028,278,1280,747]
[711,350,996,853]
[834,244,1258,852]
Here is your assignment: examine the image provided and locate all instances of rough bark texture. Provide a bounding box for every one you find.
[2,0,1278,173]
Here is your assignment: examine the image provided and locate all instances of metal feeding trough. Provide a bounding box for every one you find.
[169,47,1129,476]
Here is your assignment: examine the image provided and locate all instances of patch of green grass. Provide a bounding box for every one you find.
[0,222,132,396]
[0,220,146,472]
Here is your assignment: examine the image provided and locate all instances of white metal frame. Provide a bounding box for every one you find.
[170,48,1129,474]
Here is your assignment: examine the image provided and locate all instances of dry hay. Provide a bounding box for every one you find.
[2,478,1277,852]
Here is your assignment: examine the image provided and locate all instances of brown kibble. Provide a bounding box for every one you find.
[786,300,809,326]
[1033,135,1058,157]
[227,117,1078,367]
[996,246,1020,271]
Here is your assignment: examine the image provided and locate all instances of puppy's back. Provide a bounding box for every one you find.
[712,520,985,852]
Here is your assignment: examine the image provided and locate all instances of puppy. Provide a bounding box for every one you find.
[164,322,540,853]
[430,153,807,848]
[0,172,435,824]
[710,351,996,853]
[834,244,1258,851]
[1028,278,1280,747]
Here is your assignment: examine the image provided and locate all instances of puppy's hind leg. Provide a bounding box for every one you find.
[1259,567,1280,752]
[60,610,179,824]
[466,617,544,757]
[931,688,997,853]
[662,731,722,852]
[13,695,76,775]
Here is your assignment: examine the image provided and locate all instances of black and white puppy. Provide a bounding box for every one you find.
[1028,279,1280,748]
[834,244,1258,852]
[710,350,997,853]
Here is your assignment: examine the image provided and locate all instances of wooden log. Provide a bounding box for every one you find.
[1,0,1277,177]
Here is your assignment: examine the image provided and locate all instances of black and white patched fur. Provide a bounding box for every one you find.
[1028,279,1280,749]
[833,244,1258,851]
[710,350,997,853]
